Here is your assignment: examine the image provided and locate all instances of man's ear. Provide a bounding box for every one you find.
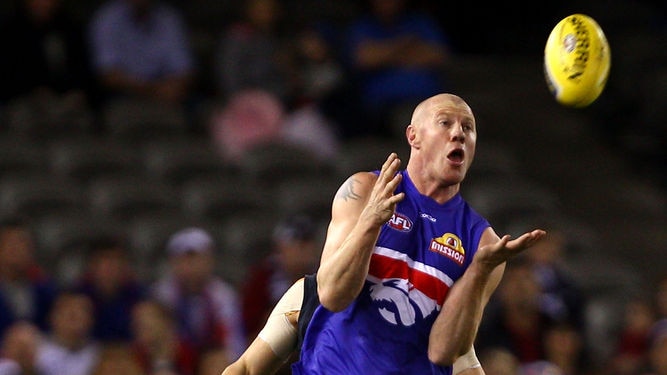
[406,124,418,148]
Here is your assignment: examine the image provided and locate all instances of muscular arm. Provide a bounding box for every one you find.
[317,153,404,312]
[428,227,546,365]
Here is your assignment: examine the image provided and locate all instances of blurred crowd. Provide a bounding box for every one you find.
[0,212,322,375]
[0,0,666,374]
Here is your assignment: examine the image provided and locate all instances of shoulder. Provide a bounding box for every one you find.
[334,171,377,198]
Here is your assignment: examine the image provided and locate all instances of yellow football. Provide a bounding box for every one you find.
[544,14,611,108]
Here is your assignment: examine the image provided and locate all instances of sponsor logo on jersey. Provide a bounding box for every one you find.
[429,233,465,266]
[387,212,412,232]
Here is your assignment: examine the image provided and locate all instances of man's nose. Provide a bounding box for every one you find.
[450,124,465,142]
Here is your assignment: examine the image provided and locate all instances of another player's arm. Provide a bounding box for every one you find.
[221,280,304,375]
[428,227,546,366]
[317,153,404,312]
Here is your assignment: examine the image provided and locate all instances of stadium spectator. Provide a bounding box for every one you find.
[0,321,41,375]
[34,290,100,375]
[0,0,94,104]
[476,256,555,364]
[343,0,453,138]
[150,227,245,367]
[541,321,589,375]
[214,0,296,105]
[88,0,195,113]
[0,216,58,338]
[608,297,656,375]
[239,214,320,374]
[643,319,667,375]
[130,299,197,375]
[72,235,147,343]
[524,227,587,330]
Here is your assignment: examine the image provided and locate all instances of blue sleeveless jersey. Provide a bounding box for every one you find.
[292,170,490,375]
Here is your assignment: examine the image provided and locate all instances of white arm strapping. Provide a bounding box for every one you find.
[452,346,481,374]
[257,278,304,359]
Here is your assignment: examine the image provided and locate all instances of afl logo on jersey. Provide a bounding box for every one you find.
[429,233,465,266]
[387,212,412,232]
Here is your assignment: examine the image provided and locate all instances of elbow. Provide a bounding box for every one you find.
[317,284,350,313]
[427,343,459,367]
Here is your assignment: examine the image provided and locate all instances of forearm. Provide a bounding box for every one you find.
[317,217,382,311]
[428,263,497,365]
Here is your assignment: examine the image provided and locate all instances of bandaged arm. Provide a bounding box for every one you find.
[222,279,304,375]
[257,278,304,358]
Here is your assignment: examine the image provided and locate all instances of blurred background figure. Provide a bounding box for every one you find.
[214,0,295,106]
[208,89,286,163]
[541,321,589,375]
[0,216,58,338]
[211,0,344,161]
[524,227,587,330]
[0,0,94,108]
[130,299,196,375]
[87,0,196,130]
[72,235,147,344]
[644,319,667,375]
[607,297,656,375]
[34,290,99,375]
[241,214,320,342]
[476,256,555,364]
[239,214,320,375]
[0,321,41,375]
[343,0,452,138]
[150,227,245,368]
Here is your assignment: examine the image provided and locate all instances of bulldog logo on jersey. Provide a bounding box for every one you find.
[369,278,437,326]
[429,233,465,266]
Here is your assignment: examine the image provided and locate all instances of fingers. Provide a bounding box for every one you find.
[378,153,401,182]
[376,153,403,197]
[506,229,547,251]
[363,153,405,224]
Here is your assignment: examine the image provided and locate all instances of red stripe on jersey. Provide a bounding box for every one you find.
[369,253,450,306]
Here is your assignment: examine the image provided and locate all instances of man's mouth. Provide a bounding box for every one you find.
[447,149,465,164]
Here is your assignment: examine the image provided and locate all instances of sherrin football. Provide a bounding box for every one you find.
[544,14,611,108]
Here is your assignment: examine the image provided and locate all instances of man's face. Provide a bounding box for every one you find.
[408,94,477,186]
[171,250,213,292]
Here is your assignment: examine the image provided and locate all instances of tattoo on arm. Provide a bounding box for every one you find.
[336,177,362,201]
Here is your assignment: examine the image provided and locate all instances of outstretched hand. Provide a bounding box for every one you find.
[474,229,547,272]
[360,153,405,227]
